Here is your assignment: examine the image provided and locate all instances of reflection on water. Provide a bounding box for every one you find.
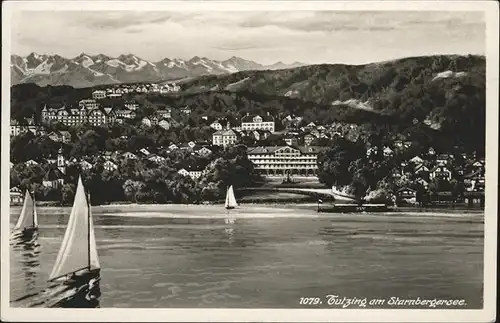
[10,205,484,308]
[11,232,41,297]
[10,230,101,308]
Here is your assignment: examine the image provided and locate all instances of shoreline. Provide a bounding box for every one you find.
[10,201,484,218]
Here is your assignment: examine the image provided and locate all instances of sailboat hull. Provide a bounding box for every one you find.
[51,268,101,286]
[11,227,37,242]
[22,227,38,235]
[225,206,235,210]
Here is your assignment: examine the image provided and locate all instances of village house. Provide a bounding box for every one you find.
[156,109,172,119]
[187,141,196,149]
[429,165,452,181]
[139,148,151,156]
[436,154,452,166]
[196,147,212,156]
[241,113,275,132]
[366,146,378,158]
[102,151,115,161]
[124,103,139,110]
[310,129,321,138]
[158,119,170,130]
[464,169,485,192]
[147,154,166,164]
[177,168,189,177]
[25,160,39,167]
[79,99,99,110]
[92,90,107,100]
[284,134,299,146]
[10,187,24,205]
[142,117,153,127]
[383,147,394,157]
[180,107,192,115]
[210,121,223,131]
[282,115,303,129]
[410,156,424,165]
[115,109,136,119]
[250,130,270,142]
[168,144,178,150]
[80,160,94,170]
[188,169,203,180]
[470,159,485,171]
[122,152,138,160]
[213,127,239,147]
[396,187,417,204]
[10,120,24,136]
[303,134,315,146]
[103,160,118,171]
[59,131,72,143]
[304,122,317,130]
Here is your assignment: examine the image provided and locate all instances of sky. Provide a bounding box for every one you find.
[10,10,485,65]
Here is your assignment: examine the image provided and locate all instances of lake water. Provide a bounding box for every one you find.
[10,204,484,308]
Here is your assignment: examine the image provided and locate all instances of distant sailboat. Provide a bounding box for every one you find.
[13,190,38,235]
[48,176,100,283]
[225,185,238,210]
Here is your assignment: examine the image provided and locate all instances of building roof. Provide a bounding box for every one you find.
[464,170,485,179]
[214,129,238,136]
[241,113,274,123]
[397,187,416,193]
[247,145,327,155]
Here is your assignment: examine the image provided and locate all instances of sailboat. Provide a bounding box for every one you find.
[48,176,100,284]
[225,185,238,210]
[12,190,38,236]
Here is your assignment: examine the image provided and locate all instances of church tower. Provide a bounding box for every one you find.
[57,147,66,174]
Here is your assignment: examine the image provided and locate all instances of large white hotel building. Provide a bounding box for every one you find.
[246,145,326,176]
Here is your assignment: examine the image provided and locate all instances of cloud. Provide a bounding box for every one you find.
[10,10,485,65]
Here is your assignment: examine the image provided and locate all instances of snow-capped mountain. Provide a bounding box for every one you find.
[10,52,305,88]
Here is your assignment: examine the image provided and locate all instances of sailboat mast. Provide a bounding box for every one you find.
[32,191,35,228]
[87,191,91,270]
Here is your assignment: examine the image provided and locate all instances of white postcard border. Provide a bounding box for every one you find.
[1,1,498,322]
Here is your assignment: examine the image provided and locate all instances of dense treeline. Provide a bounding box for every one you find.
[317,136,472,204]
[10,143,263,205]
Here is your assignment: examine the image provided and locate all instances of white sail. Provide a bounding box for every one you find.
[49,177,100,281]
[88,202,100,269]
[225,185,238,208]
[14,190,37,230]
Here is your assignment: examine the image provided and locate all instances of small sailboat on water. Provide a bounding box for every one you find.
[225,185,238,210]
[48,176,100,284]
[12,190,38,238]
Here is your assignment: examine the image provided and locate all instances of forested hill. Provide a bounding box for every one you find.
[177,54,486,152]
[179,54,485,104]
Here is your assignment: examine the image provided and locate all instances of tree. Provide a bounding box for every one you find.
[123,179,145,203]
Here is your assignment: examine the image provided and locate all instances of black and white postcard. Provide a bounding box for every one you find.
[1,1,498,322]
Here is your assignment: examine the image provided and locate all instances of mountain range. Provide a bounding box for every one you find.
[10,53,305,88]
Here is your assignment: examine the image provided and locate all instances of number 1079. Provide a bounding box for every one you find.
[299,297,322,305]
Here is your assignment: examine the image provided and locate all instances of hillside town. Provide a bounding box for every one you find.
[10,83,485,207]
